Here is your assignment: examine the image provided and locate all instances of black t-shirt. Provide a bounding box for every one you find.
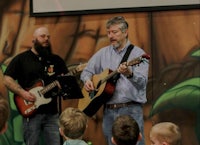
[4,49,68,114]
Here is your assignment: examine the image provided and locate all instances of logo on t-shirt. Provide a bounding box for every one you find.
[45,64,55,76]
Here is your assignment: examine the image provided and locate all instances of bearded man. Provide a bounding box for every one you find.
[3,26,69,145]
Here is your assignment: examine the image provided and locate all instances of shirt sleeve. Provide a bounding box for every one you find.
[4,55,21,80]
[80,49,103,83]
[128,48,149,89]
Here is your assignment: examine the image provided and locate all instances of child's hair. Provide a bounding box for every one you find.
[0,96,10,133]
[112,115,140,145]
[150,122,181,145]
[59,107,87,139]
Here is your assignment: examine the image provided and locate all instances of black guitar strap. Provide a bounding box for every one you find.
[112,44,134,81]
[120,44,134,63]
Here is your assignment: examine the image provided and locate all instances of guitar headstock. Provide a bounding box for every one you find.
[127,54,150,66]
[141,54,150,60]
[68,63,87,76]
[76,63,88,72]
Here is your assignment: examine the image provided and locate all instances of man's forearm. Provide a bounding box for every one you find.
[3,75,24,96]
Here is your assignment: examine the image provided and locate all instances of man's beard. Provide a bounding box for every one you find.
[112,42,120,49]
[34,39,52,58]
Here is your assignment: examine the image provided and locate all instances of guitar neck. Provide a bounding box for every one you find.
[97,54,150,87]
[40,80,59,94]
[66,69,78,76]
[64,63,87,76]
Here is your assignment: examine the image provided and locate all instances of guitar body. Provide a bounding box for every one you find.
[79,69,116,117]
[13,63,87,118]
[14,80,52,118]
[78,54,150,117]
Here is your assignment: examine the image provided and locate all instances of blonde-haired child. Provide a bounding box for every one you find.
[150,122,181,145]
[59,107,88,145]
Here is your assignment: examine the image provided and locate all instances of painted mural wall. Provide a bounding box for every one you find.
[0,1,199,145]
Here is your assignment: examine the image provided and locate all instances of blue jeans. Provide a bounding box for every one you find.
[102,104,145,145]
[23,113,60,145]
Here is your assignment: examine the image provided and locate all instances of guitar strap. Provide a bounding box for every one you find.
[120,44,134,63]
[112,44,134,81]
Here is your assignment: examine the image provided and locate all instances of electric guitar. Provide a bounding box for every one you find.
[14,63,87,118]
[78,54,150,117]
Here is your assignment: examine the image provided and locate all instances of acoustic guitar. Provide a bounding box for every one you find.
[78,54,150,117]
[14,63,87,118]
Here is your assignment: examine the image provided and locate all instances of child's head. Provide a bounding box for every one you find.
[150,122,181,145]
[111,115,141,145]
[59,107,87,140]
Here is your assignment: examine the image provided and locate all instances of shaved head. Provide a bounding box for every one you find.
[33,27,49,38]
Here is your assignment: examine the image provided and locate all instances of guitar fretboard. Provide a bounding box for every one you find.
[40,80,59,95]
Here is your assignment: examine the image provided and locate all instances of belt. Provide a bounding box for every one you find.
[105,101,141,109]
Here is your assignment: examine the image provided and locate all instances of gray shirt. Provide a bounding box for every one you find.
[63,139,88,145]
